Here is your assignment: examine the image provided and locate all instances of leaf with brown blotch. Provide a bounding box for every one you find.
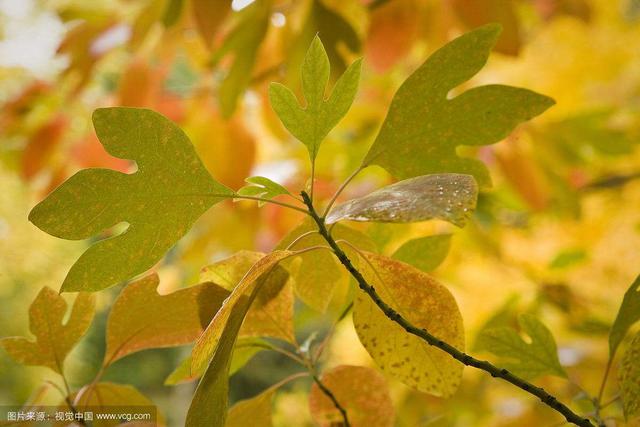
[1,287,94,374]
[104,273,230,365]
[326,174,477,227]
[353,253,465,397]
[309,365,395,427]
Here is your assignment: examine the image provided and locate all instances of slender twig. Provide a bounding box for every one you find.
[322,167,363,218]
[312,374,350,427]
[230,194,309,214]
[300,191,595,427]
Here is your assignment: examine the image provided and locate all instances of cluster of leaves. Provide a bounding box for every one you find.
[2,3,640,427]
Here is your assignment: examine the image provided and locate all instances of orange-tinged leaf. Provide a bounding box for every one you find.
[353,253,464,397]
[1,287,95,374]
[226,387,275,427]
[192,0,231,49]
[104,273,229,364]
[21,114,68,180]
[309,365,395,427]
[366,0,418,72]
[191,250,292,376]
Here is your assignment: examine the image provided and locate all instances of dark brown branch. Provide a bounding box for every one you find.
[312,374,350,427]
[300,191,595,427]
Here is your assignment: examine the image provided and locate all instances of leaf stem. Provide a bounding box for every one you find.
[300,190,595,427]
[322,166,363,218]
[312,374,350,427]
[231,194,310,214]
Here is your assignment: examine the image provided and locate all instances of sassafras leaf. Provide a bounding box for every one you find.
[476,313,567,380]
[392,234,452,272]
[237,176,292,206]
[620,331,640,421]
[309,365,395,427]
[269,35,362,161]
[29,107,233,292]
[353,253,465,397]
[104,274,229,364]
[361,24,555,188]
[226,388,275,427]
[326,174,477,227]
[1,287,94,374]
[609,275,640,357]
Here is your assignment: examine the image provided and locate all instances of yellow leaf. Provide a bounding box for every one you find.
[226,388,275,427]
[620,331,640,421]
[353,253,464,397]
[104,273,229,364]
[309,365,395,427]
[1,287,94,374]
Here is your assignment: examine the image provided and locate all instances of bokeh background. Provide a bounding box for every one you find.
[1,0,640,425]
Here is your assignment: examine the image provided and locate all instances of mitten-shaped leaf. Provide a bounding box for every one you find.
[29,107,233,292]
[392,234,452,272]
[620,331,640,421]
[326,174,477,226]
[104,273,230,364]
[1,287,94,373]
[269,35,362,161]
[200,250,294,342]
[362,24,555,187]
[353,253,465,397]
[609,275,640,357]
[309,365,395,427]
[476,313,567,379]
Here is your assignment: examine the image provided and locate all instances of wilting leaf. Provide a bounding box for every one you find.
[392,234,452,272]
[192,0,230,48]
[1,287,94,374]
[361,24,555,188]
[237,176,292,206]
[191,251,292,378]
[476,314,567,379]
[226,388,275,427]
[213,0,270,117]
[609,275,640,357]
[29,107,233,292]
[66,382,162,427]
[200,250,294,342]
[326,174,477,227]
[269,35,362,162]
[276,218,375,312]
[353,253,464,397]
[620,331,640,421]
[309,365,395,427]
[104,274,229,364]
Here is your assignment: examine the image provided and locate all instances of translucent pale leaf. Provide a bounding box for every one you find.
[392,234,452,272]
[326,174,477,227]
[476,314,567,379]
[309,365,395,427]
[610,275,640,357]
[29,107,233,292]
[353,253,464,397]
[361,24,554,188]
[620,331,640,421]
[1,287,94,374]
[104,273,229,364]
[269,35,362,161]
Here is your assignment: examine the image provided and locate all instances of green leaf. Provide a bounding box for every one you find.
[276,218,376,312]
[326,174,477,227]
[353,253,465,397]
[361,24,555,188]
[237,176,292,206]
[269,35,362,161]
[609,275,640,357]
[1,287,95,374]
[620,331,640,421]
[28,107,233,292]
[162,0,184,27]
[104,274,229,364]
[226,388,275,427]
[309,365,395,427]
[475,313,567,379]
[200,250,295,342]
[392,234,452,272]
[213,0,270,117]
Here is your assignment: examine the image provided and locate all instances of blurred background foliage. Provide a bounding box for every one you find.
[1,0,640,425]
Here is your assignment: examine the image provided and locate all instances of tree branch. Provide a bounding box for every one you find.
[312,374,350,427]
[300,191,595,427]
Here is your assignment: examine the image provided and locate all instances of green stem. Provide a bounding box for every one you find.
[322,166,363,218]
[300,191,595,427]
[229,194,310,214]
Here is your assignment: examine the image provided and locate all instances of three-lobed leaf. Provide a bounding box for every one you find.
[269,35,362,161]
[361,24,555,188]
[29,107,233,292]
[392,234,452,272]
[609,275,640,357]
[326,174,477,226]
[104,273,229,364]
[476,313,567,380]
[309,365,395,427]
[620,331,640,421]
[353,253,465,397]
[1,287,94,374]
